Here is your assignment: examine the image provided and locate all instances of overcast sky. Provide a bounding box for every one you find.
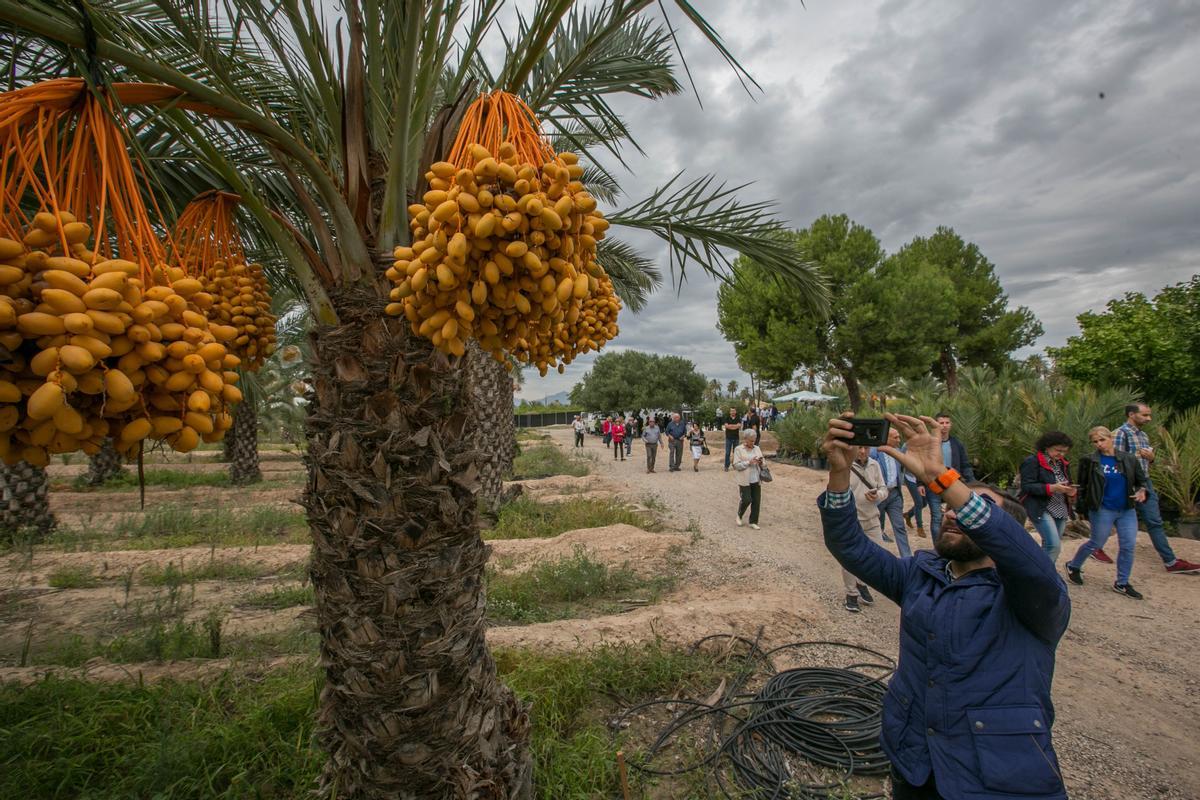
[518,0,1200,401]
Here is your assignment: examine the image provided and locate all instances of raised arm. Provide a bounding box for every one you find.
[954,493,1071,643]
[881,414,1070,644]
[822,417,909,603]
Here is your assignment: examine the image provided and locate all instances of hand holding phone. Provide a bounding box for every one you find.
[845,418,890,447]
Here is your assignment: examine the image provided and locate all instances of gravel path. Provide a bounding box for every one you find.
[546,425,1200,800]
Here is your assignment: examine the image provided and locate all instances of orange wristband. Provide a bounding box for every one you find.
[928,468,961,495]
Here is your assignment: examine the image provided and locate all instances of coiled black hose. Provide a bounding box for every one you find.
[616,637,895,799]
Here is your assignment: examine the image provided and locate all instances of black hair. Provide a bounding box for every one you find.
[966,482,1027,526]
[934,411,951,420]
[1035,431,1073,452]
[1125,403,1147,417]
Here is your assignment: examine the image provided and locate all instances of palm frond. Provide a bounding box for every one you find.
[596,239,659,312]
[609,172,828,311]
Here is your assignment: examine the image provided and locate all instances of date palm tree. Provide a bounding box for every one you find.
[1,2,826,795]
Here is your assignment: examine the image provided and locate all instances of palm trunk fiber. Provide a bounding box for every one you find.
[84,438,126,485]
[0,460,56,539]
[227,401,263,486]
[304,286,530,799]
[465,343,515,512]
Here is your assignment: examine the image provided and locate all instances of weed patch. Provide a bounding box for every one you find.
[0,640,728,800]
[486,547,677,624]
[485,496,657,540]
[510,443,589,479]
[62,470,303,493]
[0,663,323,798]
[41,506,309,551]
[240,584,315,610]
[46,565,101,589]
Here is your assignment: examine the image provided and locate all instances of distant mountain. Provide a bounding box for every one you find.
[531,390,571,406]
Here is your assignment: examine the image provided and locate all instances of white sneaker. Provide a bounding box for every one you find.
[749,524,760,530]
[736,517,744,527]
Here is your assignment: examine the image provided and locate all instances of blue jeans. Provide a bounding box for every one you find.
[1069,506,1138,585]
[928,492,943,540]
[1032,513,1067,563]
[724,437,737,469]
[878,488,912,557]
[905,481,925,527]
[1137,482,1177,566]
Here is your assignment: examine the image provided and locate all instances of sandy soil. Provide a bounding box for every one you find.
[551,426,1200,800]
[4,428,1198,798]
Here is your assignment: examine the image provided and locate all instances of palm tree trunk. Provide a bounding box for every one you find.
[303,286,531,799]
[84,439,126,486]
[465,342,510,511]
[940,349,959,395]
[0,460,56,539]
[227,401,263,486]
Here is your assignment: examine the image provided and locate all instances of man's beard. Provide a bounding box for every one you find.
[935,521,988,562]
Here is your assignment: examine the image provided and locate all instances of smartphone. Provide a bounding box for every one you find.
[846,418,890,447]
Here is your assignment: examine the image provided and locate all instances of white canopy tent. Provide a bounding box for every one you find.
[772,390,838,404]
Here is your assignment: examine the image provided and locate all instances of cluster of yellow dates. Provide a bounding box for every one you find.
[385,143,620,375]
[199,260,276,370]
[0,211,244,466]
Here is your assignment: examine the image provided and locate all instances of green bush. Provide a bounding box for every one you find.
[485,496,656,540]
[774,406,829,457]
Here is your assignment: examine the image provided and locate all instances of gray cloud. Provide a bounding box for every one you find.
[520,0,1200,401]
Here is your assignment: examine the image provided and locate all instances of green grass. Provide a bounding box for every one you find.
[240,584,315,610]
[140,559,280,587]
[0,640,726,800]
[485,496,658,540]
[510,443,590,479]
[39,506,310,551]
[0,663,323,798]
[61,470,305,493]
[486,546,678,624]
[46,565,102,589]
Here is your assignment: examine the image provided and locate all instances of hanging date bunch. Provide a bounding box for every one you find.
[385,91,619,376]
[0,79,241,466]
[171,192,277,370]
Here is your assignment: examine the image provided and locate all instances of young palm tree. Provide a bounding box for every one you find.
[1,2,826,795]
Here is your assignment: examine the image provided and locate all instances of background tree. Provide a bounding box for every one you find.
[569,350,707,410]
[1050,276,1200,411]
[888,226,1041,392]
[719,214,948,410]
[726,379,739,397]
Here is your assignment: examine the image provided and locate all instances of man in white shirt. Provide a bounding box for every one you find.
[572,415,586,448]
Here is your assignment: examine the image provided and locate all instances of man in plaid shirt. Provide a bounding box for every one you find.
[1107,403,1200,574]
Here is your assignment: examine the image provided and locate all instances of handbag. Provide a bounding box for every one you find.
[701,438,711,456]
[759,464,773,483]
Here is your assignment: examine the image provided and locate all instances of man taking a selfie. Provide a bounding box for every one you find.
[820,413,1071,799]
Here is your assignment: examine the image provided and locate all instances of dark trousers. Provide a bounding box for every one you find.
[645,442,658,471]
[668,438,684,470]
[737,482,761,524]
[612,439,625,459]
[724,437,737,469]
[574,431,584,447]
[892,768,945,799]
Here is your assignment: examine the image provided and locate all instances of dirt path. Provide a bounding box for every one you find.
[549,426,1200,800]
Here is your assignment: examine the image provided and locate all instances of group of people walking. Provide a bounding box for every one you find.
[576,412,711,472]
[838,403,1197,613]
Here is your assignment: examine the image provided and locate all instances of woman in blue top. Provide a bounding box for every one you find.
[1066,425,1149,598]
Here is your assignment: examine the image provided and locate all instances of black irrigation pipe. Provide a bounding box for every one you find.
[616,638,897,800]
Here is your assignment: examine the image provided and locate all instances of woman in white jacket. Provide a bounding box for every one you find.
[842,445,887,614]
[732,429,764,529]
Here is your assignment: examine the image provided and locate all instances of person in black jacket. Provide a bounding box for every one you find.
[1019,431,1075,563]
[927,412,975,542]
[1065,426,1149,599]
